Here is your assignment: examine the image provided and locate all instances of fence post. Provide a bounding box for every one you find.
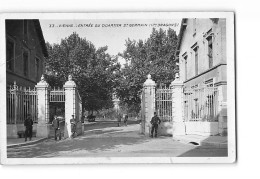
[143,74,156,136]
[35,75,50,138]
[64,75,76,138]
[13,81,18,125]
[217,85,228,136]
[170,73,186,136]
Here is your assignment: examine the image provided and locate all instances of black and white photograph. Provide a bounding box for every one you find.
[0,12,235,164]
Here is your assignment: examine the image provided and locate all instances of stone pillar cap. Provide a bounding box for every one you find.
[36,75,49,87]
[144,74,156,86]
[64,75,76,88]
[170,73,184,86]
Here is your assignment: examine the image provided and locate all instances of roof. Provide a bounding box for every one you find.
[175,18,187,58]
[33,20,48,58]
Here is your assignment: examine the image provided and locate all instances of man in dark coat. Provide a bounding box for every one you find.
[124,114,128,126]
[24,114,33,142]
[52,115,61,140]
[150,112,161,138]
[117,113,122,127]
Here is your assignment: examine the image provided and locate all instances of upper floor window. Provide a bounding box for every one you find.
[207,35,213,68]
[193,46,199,76]
[184,55,188,80]
[23,50,29,77]
[193,18,197,36]
[35,57,40,80]
[6,38,15,71]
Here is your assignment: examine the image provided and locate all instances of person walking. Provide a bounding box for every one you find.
[150,112,161,138]
[24,114,33,142]
[52,115,61,141]
[124,114,128,126]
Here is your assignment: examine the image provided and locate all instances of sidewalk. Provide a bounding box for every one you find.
[173,134,227,148]
[7,137,47,148]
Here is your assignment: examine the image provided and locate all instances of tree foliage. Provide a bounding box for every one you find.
[115,28,179,113]
[45,32,121,113]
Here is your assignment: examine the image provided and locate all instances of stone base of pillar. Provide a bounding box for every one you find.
[36,124,51,138]
[172,122,186,136]
[7,124,18,138]
[145,123,151,136]
[64,122,71,139]
[81,123,85,135]
[218,116,228,136]
[218,103,228,136]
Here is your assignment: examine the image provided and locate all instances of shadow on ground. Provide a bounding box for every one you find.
[177,136,228,157]
[7,123,149,158]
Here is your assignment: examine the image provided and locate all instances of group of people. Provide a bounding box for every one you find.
[24,111,162,142]
[24,113,78,142]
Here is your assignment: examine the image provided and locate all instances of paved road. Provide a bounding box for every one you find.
[7,121,227,158]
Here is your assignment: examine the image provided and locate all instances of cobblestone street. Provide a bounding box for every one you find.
[7,121,227,158]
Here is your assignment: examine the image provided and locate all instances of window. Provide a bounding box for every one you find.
[194,46,199,76]
[6,39,15,71]
[193,18,197,36]
[35,57,40,80]
[207,35,213,68]
[23,51,29,76]
[184,55,188,80]
[23,20,28,36]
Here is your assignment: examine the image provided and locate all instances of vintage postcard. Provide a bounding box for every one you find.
[0,12,236,164]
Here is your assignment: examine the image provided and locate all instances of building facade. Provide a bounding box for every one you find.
[176,18,227,136]
[6,20,48,138]
[6,19,48,88]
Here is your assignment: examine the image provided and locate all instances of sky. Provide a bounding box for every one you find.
[40,19,182,64]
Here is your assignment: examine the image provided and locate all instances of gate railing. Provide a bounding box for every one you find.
[6,82,38,124]
[183,86,218,122]
[50,87,65,102]
[155,86,173,122]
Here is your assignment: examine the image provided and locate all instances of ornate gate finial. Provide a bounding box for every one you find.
[175,73,179,80]
[40,75,45,82]
[68,75,72,81]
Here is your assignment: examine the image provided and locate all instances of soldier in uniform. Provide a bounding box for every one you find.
[70,115,77,138]
[24,114,33,142]
[150,112,161,138]
[52,115,61,140]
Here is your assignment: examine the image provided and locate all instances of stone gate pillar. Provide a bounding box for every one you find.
[36,75,50,138]
[143,74,156,135]
[217,84,228,136]
[64,75,76,138]
[170,73,186,136]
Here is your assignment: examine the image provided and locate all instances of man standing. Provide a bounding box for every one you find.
[24,114,33,142]
[150,112,161,138]
[124,114,128,126]
[52,115,61,141]
[70,115,77,138]
[117,113,122,127]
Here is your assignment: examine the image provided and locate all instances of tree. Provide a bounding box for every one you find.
[45,32,120,113]
[115,28,179,113]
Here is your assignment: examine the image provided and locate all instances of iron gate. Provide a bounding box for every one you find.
[6,82,38,124]
[155,86,173,122]
[184,86,219,122]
